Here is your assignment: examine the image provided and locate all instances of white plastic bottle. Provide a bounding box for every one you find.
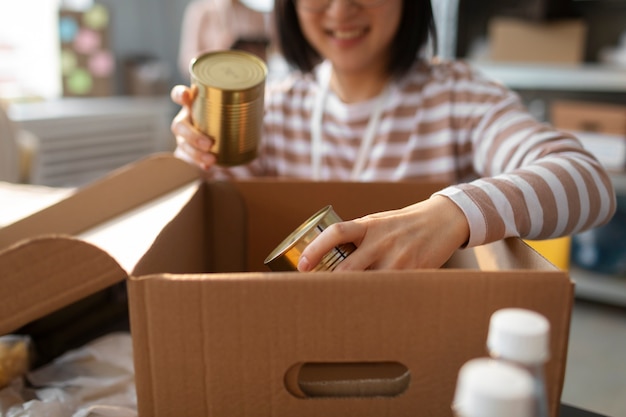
[487,308,551,417]
[452,357,535,417]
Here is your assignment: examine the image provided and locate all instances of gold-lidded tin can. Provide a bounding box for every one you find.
[189,50,267,166]
[264,205,357,272]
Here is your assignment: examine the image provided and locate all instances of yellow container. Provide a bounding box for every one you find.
[524,236,571,270]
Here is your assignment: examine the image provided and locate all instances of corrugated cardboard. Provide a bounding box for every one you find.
[0,153,574,417]
[489,17,587,63]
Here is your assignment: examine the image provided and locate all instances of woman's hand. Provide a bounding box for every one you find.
[170,85,217,170]
[297,195,470,271]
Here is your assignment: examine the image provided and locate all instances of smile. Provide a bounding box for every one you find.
[328,28,367,40]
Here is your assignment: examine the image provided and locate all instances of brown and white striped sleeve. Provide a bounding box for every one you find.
[434,67,616,247]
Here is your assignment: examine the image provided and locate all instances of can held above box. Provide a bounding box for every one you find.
[189,50,268,166]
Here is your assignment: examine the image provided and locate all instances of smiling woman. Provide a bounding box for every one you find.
[291,0,403,103]
[170,0,617,272]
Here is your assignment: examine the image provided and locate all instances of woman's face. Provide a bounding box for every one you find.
[295,0,403,77]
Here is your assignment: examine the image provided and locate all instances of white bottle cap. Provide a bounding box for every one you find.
[453,358,534,417]
[487,308,550,365]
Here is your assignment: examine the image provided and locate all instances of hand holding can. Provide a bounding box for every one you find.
[265,205,357,272]
[188,50,268,166]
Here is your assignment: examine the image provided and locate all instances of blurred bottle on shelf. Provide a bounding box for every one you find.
[452,357,535,417]
[487,308,551,417]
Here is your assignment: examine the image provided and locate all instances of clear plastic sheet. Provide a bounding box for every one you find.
[0,332,136,417]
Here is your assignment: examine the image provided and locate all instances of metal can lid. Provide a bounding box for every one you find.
[265,206,334,264]
[264,205,353,271]
[190,50,267,91]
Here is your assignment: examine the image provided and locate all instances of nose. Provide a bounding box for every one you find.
[325,0,359,16]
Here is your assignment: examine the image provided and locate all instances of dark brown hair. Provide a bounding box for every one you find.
[274,0,438,78]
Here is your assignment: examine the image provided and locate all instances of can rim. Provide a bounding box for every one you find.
[264,205,333,265]
[189,49,268,92]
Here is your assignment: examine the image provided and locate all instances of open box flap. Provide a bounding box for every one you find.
[0,153,201,251]
[128,263,573,417]
[0,154,204,336]
[0,236,127,335]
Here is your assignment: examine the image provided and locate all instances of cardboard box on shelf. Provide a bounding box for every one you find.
[0,153,574,417]
[488,17,587,64]
[551,100,626,136]
[492,0,574,21]
[551,100,626,171]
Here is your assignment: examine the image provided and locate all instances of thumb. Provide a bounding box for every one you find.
[170,85,194,107]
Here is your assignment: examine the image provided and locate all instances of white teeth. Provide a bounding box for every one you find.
[333,29,363,40]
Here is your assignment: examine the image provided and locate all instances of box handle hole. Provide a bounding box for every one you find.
[284,361,410,398]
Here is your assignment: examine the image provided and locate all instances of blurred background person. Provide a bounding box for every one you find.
[178,0,288,81]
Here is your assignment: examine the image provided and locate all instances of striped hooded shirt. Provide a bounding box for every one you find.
[214,59,616,248]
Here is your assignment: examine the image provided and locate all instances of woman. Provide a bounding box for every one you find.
[171,0,616,271]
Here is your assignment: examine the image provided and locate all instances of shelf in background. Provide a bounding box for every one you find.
[570,266,626,307]
[8,96,175,187]
[471,61,626,92]
[610,172,626,195]
[568,173,626,307]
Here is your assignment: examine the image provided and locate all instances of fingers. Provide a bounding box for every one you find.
[170,84,194,107]
[297,198,469,272]
[170,107,212,152]
[174,133,217,169]
[170,85,216,170]
[298,221,369,272]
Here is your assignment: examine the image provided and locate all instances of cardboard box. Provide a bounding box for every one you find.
[0,153,574,417]
[492,0,574,21]
[489,17,587,63]
[551,100,626,171]
[551,100,626,136]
